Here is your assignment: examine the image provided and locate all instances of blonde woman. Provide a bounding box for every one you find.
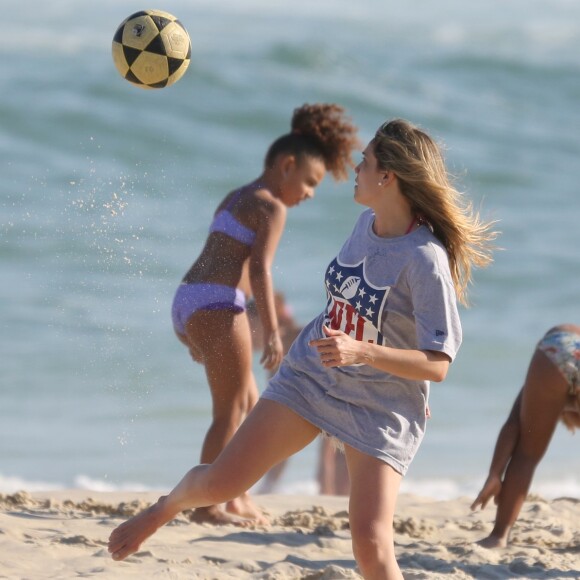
[109,118,496,578]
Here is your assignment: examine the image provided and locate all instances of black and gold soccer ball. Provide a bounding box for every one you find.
[112,9,191,89]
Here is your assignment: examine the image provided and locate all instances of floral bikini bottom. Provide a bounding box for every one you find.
[537,328,580,395]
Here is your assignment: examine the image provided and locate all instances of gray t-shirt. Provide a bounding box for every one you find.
[262,209,462,475]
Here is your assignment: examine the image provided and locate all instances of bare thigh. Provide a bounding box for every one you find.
[518,349,570,459]
[207,399,321,495]
[345,445,402,532]
[184,309,257,413]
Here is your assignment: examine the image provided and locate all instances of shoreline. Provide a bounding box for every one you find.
[1,490,579,578]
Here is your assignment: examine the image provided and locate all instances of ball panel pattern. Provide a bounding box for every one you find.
[131,52,169,86]
[111,42,130,76]
[160,21,191,59]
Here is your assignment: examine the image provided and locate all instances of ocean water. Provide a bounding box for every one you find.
[1,0,579,500]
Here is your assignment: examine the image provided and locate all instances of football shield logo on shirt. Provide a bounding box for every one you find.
[324,257,390,345]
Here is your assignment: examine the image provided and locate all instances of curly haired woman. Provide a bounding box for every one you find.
[170,103,360,525]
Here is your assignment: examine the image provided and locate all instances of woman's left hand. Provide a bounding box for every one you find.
[309,326,363,367]
[471,474,502,511]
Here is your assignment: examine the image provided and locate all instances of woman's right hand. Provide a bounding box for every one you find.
[260,330,283,371]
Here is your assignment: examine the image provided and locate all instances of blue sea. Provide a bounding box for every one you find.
[1,0,579,500]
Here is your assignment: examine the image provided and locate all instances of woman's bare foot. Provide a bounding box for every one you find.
[188,505,249,526]
[476,534,508,549]
[108,496,177,561]
[226,493,269,526]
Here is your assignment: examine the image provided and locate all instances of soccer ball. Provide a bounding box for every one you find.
[112,9,191,89]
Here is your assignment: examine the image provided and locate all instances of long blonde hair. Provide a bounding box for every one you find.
[373,119,498,306]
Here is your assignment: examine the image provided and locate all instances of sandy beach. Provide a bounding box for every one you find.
[1,490,578,579]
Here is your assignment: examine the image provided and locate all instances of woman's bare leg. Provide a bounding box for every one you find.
[345,445,403,580]
[481,350,569,547]
[108,400,320,561]
[183,309,262,523]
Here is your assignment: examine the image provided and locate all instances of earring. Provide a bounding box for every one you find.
[378,181,383,186]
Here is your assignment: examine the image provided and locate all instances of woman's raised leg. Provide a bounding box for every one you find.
[108,399,320,561]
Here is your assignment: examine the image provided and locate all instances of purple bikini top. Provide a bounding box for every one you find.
[209,191,256,246]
